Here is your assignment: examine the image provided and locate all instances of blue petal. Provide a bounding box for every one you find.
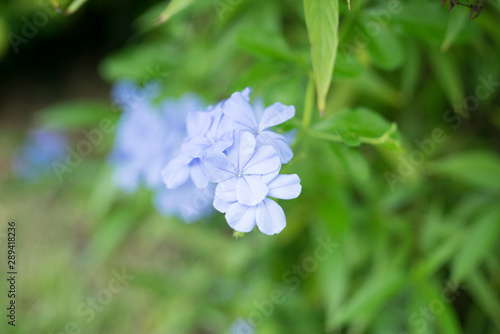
[236,175,269,206]
[189,158,209,189]
[256,198,286,235]
[258,103,295,130]
[267,174,301,199]
[203,152,237,182]
[226,203,257,233]
[256,131,293,164]
[162,155,192,188]
[227,131,256,172]
[215,177,238,202]
[213,196,230,213]
[242,145,281,177]
[222,91,258,131]
[186,111,212,137]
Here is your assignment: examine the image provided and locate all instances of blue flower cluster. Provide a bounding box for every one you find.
[109,82,214,222]
[162,88,301,235]
[12,129,67,180]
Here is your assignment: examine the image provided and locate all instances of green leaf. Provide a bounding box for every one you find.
[452,207,500,283]
[366,27,405,71]
[65,0,88,14]
[34,100,116,130]
[157,0,194,24]
[429,48,465,106]
[428,151,500,192]
[441,8,469,52]
[327,270,406,329]
[466,271,500,331]
[304,0,339,114]
[237,29,298,63]
[312,107,401,150]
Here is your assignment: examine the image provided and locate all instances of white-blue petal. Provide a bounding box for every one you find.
[162,155,192,188]
[236,175,269,206]
[222,91,258,130]
[186,111,212,137]
[203,153,236,183]
[215,177,238,202]
[256,198,286,235]
[189,158,209,189]
[226,202,257,233]
[267,174,301,199]
[256,131,293,164]
[242,145,281,177]
[258,103,295,130]
[213,196,230,213]
[227,131,256,172]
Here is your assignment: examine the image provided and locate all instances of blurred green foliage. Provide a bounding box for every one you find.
[1,0,500,333]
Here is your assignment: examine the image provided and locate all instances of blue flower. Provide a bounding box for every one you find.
[205,131,301,235]
[109,81,214,222]
[12,129,67,180]
[162,89,252,189]
[222,90,295,163]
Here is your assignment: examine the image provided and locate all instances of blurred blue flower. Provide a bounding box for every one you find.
[205,131,301,235]
[12,129,67,180]
[109,81,214,222]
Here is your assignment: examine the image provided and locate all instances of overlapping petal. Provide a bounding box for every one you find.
[236,175,269,206]
[256,198,286,235]
[256,130,293,163]
[226,203,257,233]
[258,102,295,130]
[267,174,301,199]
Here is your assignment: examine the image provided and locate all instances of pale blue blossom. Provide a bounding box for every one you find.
[222,90,295,163]
[109,81,213,222]
[205,131,301,235]
[12,129,67,180]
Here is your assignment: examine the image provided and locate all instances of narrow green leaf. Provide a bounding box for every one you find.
[452,207,500,283]
[304,0,339,114]
[157,0,194,25]
[327,270,406,329]
[441,8,469,52]
[429,48,464,106]
[428,151,500,192]
[466,271,500,330]
[65,0,88,14]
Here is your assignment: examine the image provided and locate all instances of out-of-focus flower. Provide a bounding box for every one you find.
[109,81,214,222]
[12,129,67,180]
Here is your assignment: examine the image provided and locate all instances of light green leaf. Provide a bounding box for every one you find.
[327,270,406,329]
[304,0,339,114]
[65,0,88,14]
[452,207,500,283]
[441,8,469,52]
[157,0,194,24]
[429,48,465,106]
[34,100,116,130]
[428,151,500,191]
[366,27,405,71]
[312,107,401,150]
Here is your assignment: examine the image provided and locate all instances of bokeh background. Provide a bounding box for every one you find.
[1,0,500,333]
